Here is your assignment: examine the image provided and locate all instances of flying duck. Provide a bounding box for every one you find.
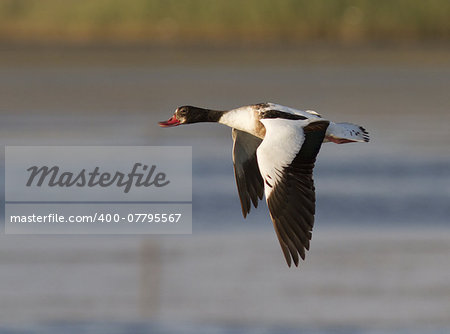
[159,103,369,267]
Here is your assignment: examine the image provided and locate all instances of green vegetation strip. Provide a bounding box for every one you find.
[0,0,449,43]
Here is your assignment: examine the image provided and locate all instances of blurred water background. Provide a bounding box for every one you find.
[1,1,450,333]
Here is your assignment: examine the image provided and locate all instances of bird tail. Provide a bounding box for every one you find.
[325,122,370,144]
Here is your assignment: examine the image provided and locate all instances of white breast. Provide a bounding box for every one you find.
[218,106,260,136]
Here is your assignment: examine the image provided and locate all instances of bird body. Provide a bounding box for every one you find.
[159,102,369,266]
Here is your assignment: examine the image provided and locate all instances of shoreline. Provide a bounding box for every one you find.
[1,43,450,67]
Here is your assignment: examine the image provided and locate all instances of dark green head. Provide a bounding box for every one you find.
[159,106,223,127]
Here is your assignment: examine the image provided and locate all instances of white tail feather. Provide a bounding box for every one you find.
[325,122,369,144]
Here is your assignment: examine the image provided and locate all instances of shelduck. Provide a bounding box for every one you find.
[159,102,369,267]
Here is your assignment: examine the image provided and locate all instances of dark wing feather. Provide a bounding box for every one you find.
[266,121,329,266]
[232,129,264,218]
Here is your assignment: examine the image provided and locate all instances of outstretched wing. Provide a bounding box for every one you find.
[256,119,329,267]
[232,129,264,218]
